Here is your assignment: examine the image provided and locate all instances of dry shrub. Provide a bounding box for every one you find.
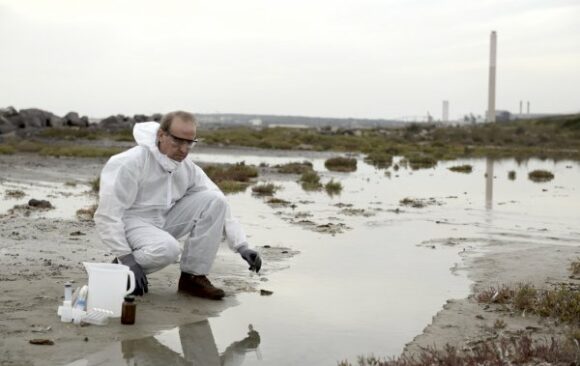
[338,335,578,366]
[476,285,513,304]
[300,171,322,191]
[448,164,473,173]
[528,169,554,182]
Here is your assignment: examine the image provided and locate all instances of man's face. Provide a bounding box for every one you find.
[157,118,197,162]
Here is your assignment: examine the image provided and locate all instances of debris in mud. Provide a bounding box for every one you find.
[260,289,273,296]
[266,197,291,207]
[29,339,54,345]
[399,197,443,208]
[4,189,25,199]
[334,202,353,208]
[294,211,312,219]
[315,222,348,235]
[70,230,86,236]
[339,208,375,217]
[28,199,53,209]
[76,204,97,221]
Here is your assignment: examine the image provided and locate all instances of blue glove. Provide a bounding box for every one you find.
[238,245,262,273]
[118,253,148,296]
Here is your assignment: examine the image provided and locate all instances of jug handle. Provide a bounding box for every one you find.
[126,270,136,296]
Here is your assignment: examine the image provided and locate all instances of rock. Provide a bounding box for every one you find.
[0,115,16,134]
[260,289,273,296]
[29,339,54,345]
[64,112,87,127]
[18,108,63,128]
[133,114,150,122]
[99,115,133,130]
[151,113,163,122]
[28,199,53,209]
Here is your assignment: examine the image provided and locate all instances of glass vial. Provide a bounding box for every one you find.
[121,295,136,325]
[64,282,73,303]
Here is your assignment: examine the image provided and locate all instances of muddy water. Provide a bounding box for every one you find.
[24,151,579,366]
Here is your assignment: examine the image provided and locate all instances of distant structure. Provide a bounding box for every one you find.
[527,101,530,114]
[487,31,497,123]
[519,100,523,114]
[442,100,449,122]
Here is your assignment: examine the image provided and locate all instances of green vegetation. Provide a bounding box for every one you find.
[251,183,278,196]
[324,179,342,195]
[508,170,516,180]
[528,169,555,182]
[324,156,357,172]
[203,162,259,194]
[38,127,133,142]
[276,161,313,174]
[448,164,472,173]
[0,145,16,154]
[197,115,580,162]
[0,138,123,158]
[364,151,393,169]
[300,171,322,191]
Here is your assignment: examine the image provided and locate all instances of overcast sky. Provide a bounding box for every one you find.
[1,0,578,120]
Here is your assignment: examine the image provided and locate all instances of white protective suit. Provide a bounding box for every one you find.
[94,122,248,275]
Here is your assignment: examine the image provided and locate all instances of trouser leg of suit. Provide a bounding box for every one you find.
[125,219,182,275]
[164,190,229,275]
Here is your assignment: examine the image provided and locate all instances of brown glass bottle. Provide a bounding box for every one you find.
[121,295,136,325]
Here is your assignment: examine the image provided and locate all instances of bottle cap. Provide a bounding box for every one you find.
[124,295,135,303]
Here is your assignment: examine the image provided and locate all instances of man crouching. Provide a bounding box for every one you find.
[94,111,261,300]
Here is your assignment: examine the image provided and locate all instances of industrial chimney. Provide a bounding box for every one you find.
[487,31,497,123]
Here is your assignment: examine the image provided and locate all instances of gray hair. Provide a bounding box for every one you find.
[159,111,197,131]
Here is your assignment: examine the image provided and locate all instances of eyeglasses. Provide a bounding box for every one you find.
[165,130,198,148]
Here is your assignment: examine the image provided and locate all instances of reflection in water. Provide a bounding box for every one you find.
[485,157,494,210]
[70,321,260,366]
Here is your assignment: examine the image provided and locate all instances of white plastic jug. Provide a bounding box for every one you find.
[83,262,135,317]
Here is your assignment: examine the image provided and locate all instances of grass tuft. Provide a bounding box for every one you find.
[276,161,313,174]
[204,162,258,194]
[448,164,473,173]
[324,179,343,195]
[300,171,322,191]
[508,170,516,180]
[528,169,554,182]
[324,157,357,172]
[252,183,278,196]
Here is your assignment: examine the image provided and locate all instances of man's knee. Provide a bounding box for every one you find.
[136,239,181,272]
[205,191,228,214]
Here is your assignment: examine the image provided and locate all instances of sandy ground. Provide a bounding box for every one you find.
[0,152,578,365]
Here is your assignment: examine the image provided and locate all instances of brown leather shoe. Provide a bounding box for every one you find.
[178,272,225,300]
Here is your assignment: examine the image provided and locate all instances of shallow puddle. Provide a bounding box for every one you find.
[17,151,578,365]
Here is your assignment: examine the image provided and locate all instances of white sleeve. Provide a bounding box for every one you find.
[94,154,141,256]
[187,164,248,252]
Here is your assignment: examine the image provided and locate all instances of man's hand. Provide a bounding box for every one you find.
[238,246,262,273]
[118,253,148,296]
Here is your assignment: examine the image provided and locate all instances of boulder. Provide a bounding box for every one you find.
[99,115,133,130]
[0,115,16,134]
[133,114,150,122]
[151,113,163,122]
[64,111,87,127]
[17,108,61,129]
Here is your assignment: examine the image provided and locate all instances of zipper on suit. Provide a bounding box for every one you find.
[166,171,173,208]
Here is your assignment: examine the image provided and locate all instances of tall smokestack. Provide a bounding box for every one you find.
[442,100,449,122]
[487,31,497,123]
[519,100,522,115]
[527,101,530,114]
